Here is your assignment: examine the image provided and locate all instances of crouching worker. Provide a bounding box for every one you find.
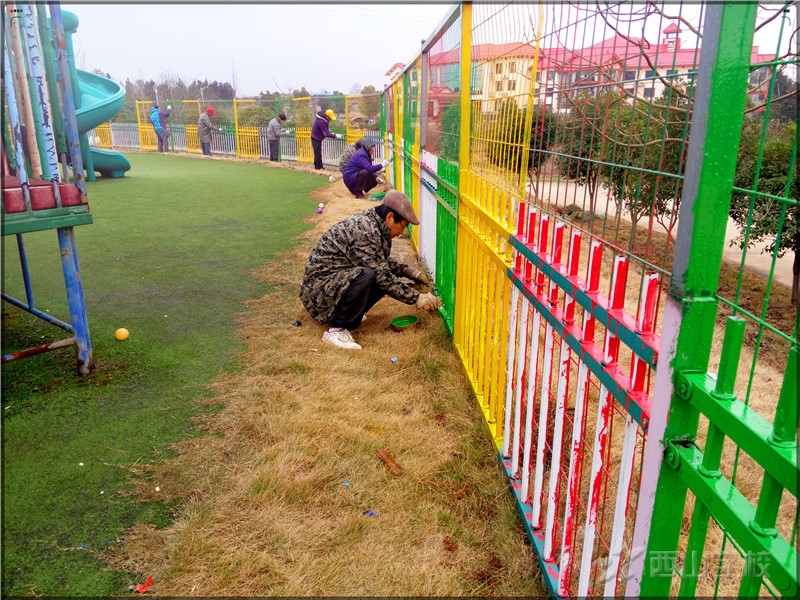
[300,190,441,350]
[342,138,391,199]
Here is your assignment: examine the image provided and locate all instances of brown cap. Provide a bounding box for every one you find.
[381,190,419,225]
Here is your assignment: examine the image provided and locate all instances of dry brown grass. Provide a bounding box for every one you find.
[100,167,545,596]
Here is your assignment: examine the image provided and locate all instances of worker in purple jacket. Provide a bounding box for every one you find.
[342,138,390,198]
[310,109,341,169]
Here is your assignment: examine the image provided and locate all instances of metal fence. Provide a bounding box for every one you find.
[94,97,382,168]
[385,2,797,597]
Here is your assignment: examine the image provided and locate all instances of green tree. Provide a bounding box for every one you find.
[440,102,460,163]
[555,91,623,211]
[237,104,274,127]
[361,85,381,123]
[730,119,799,303]
[604,86,690,231]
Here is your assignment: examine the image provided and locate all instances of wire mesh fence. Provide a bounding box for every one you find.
[383,1,797,597]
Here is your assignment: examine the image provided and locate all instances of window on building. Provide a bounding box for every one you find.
[751,93,764,103]
[509,61,516,73]
[535,71,541,83]
[547,71,555,81]
[645,70,655,79]
[496,80,503,92]
[508,80,516,91]
[624,70,636,81]
[643,86,654,98]
[546,87,554,98]
[496,63,504,75]
[749,67,768,86]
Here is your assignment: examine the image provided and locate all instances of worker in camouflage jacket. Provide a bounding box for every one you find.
[300,190,441,350]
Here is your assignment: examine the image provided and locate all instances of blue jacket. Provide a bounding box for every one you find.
[150,106,170,132]
[342,147,383,192]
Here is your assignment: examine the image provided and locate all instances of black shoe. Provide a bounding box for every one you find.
[354,192,365,199]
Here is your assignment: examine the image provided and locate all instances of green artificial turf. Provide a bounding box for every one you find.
[1,153,326,596]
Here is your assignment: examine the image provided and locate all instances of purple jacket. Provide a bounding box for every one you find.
[342,148,383,192]
[311,112,335,141]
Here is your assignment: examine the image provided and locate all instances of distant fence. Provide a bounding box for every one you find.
[88,122,374,168]
[90,95,383,168]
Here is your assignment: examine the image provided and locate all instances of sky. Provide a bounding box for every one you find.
[67,2,455,97]
[66,1,796,99]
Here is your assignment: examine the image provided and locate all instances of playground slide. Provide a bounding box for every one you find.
[75,70,131,178]
[62,11,130,178]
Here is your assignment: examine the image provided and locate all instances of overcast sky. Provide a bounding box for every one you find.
[66,2,796,98]
[67,2,454,97]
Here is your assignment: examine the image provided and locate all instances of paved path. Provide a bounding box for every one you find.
[532,180,793,289]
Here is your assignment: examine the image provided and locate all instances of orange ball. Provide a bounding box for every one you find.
[115,328,129,341]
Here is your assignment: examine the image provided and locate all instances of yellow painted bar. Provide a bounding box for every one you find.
[294,127,313,164]
[410,143,421,249]
[237,126,261,159]
[94,123,112,148]
[454,0,472,354]
[186,100,202,154]
[135,100,156,151]
[233,99,255,159]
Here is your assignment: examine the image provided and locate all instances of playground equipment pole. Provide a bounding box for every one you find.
[6,10,43,178]
[49,4,85,193]
[21,3,59,184]
[35,3,69,180]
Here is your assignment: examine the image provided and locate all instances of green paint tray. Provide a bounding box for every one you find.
[369,191,386,201]
[390,314,418,332]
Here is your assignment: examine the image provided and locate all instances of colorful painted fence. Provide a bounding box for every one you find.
[385,1,797,598]
[97,94,383,167]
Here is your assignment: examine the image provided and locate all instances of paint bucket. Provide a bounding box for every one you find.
[391,315,418,332]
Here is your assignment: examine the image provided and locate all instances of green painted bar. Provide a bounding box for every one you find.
[672,443,797,597]
[713,316,746,398]
[678,421,726,597]
[683,372,797,495]
[772,347,798,446]
[641,4,759,595]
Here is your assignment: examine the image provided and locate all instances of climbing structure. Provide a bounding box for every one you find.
[3,3,95,374]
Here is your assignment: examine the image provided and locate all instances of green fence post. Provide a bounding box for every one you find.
[626,3,758,596]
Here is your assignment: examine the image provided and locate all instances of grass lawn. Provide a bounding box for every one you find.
[1,153,326,596]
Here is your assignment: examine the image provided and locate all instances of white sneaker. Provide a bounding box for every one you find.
[322,329,362,350]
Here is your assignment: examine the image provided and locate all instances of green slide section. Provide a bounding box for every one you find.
[62,11,131,178]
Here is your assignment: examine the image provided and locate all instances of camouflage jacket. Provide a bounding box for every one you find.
[300,207,419,323]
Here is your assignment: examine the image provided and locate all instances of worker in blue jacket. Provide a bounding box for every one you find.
[150,103,171,152]
[342,138,390,198]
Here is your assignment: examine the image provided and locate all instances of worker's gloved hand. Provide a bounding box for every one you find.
[376,176,385,184]
[335,134,344,139]
[403,266,430,285]
[416,292,441,312]
[382,159,391,167]
[167,105,171,110]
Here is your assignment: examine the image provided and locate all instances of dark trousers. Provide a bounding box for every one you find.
[201,140,212,155]
[330,267,385,330]
[156,129,169,152]
[311,137,323,169]
[269,139,280,161]
[355,170,378,195]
